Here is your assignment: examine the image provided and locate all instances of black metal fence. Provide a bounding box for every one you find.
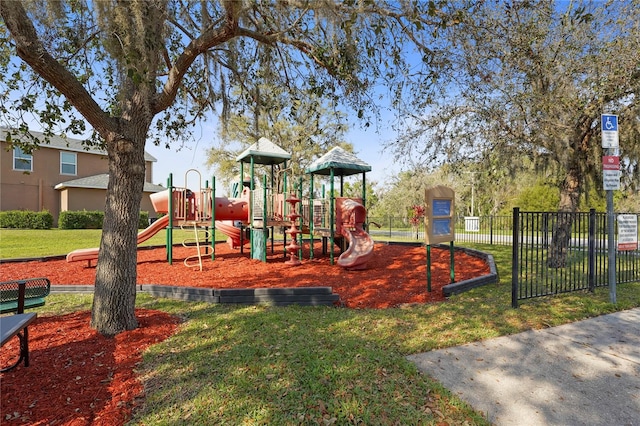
[368,211,640,307]
[511,208,640,307]
[368,215,514,245]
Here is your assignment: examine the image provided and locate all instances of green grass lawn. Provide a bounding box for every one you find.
[6,234,640,425]
[0,228,225,259]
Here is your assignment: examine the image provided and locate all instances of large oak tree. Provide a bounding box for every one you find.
[0,1,451,335]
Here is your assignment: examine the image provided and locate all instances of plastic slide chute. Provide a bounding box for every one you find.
[211,194,251,248]
[136,215,170,244]
[67,188,252,264]
[66,215,170,264]
[215,220,249,249]
[336,199,374,270]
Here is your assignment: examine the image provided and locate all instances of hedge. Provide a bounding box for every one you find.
[0,210,54,229]
[58,210,150,229]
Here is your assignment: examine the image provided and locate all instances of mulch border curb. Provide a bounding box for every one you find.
[50,285,341,306]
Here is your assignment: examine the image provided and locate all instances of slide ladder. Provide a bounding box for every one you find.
[181,223,213,271]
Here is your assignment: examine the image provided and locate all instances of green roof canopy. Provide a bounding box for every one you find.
[305,146,371,176]
[236,137,291,165]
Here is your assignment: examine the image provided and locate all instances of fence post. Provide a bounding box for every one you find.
[490,215,494,245]
[511,207,520,308]
[588,208,596,292]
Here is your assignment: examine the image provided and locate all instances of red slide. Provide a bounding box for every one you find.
[337,226,374,270]
[66,215,170,263]
[336,199,374,270]
[215,220,250,249]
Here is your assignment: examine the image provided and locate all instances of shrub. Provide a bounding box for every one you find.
[0,210,53,229]
[58,210,151,229]
[59,210,103,229]
[139,211,149,229]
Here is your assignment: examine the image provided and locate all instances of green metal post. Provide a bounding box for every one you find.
[212,176,216,261]
[283,169,288,257]
[263,175,268,262]
[298,177,303,260]
[322,184,326,228]
[426,244,431,292]
[450,241,455,283]
[270,164,275,254]
[330,168,335,265]
[240,162,244,191]
[205,180,210,256]
[250,156,255,258]
[362,172,368,232]
[167,173,173,265]
[309,174,314,260]
[361,172,367,206]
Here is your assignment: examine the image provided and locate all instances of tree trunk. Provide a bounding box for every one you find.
[91,134,146,336]
[547,167,581,268]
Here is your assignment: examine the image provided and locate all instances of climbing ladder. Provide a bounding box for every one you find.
[177,169,214,270]
[181,223,213,271]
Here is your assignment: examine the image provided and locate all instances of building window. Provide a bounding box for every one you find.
[60,151,77,175]
[13,147,32,171]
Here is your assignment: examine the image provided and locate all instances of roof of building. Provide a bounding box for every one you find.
[236,137,291,165]
[0,127,157,162]
[305,146,371,176]
[54,174,165,193]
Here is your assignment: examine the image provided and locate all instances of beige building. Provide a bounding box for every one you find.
[0,128,164,226]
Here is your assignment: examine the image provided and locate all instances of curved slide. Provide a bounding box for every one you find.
[215,220,249,249]
[336,199,374,270]
[66,215,170,264]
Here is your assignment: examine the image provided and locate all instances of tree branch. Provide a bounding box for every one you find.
[0,0,116,134]
[154,1,241,113]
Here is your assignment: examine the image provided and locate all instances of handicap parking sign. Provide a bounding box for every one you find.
[601,114,619,148]
[602,114,618,131]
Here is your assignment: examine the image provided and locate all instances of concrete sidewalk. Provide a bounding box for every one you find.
[407,308,640,425]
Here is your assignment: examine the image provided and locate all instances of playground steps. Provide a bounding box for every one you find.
[51,285,341,307]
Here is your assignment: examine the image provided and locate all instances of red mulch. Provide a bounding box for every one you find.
[0,242,489,425]
[1,309,179,425]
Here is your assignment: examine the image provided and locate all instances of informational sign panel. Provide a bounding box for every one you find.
[602,155,621,190]
[601,114,619,148]
[425,185,455,244]
[617,214,638,251]
[464,216,480,232]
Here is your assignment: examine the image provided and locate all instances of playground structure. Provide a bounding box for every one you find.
[66,139,374,270]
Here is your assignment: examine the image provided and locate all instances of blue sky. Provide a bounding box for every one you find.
[145,117,402,193]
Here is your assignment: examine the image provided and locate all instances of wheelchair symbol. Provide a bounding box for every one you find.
[603,115,617,131]
[605,117,614,130]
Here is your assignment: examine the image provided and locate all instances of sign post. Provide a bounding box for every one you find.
[424,186,455,292]
[602,114,619,304]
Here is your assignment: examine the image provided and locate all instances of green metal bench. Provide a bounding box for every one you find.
[0,278,49,372]
[0,277,51,314]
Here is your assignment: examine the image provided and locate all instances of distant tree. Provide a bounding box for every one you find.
[1,1,454,334]
[329,179,379,211]
[388,0,640,266]
[506,181,560,214]
[371,168,457,219]
[205,87,352,195]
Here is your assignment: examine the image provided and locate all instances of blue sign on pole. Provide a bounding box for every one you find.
[601,114,619,148]
[602,114,618,131]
